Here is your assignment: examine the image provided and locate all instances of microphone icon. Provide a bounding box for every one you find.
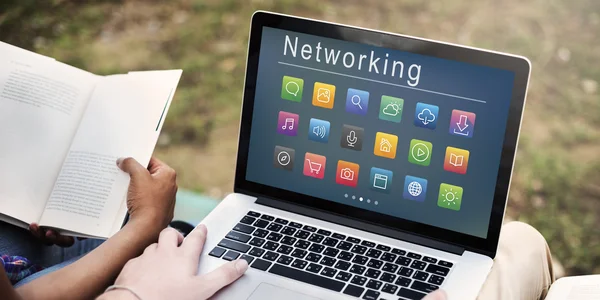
[346,130,357,147]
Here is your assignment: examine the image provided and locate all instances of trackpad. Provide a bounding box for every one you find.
[247,283,322,300]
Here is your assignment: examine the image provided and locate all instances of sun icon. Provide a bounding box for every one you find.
[438,184,463,211]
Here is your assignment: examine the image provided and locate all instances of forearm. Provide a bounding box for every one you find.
[16,217,163,300]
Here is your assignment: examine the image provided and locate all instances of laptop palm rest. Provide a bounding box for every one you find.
[247,283,322,300]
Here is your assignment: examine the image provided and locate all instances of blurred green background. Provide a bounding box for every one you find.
[1,0,599,276]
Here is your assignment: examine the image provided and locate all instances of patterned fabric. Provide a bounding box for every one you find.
[1,255,43,285]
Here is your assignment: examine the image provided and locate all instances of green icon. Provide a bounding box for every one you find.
[281,76,304,102]
[438,183,463,211]
[408,139,432,166]
[379,95,404,123]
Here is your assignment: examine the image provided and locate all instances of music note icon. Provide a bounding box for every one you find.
[277,111,299,136]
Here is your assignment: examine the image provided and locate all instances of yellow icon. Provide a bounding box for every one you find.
[374,132,398,159]
[312,82,336,109]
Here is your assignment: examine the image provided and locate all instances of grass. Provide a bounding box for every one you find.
[1,0,599,275]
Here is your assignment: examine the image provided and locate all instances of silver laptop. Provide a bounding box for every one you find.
[196,11,530,300]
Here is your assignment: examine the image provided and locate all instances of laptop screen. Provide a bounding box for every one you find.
[245,27,515,239]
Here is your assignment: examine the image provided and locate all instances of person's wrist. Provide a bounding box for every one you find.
[127,209,169,237]
[98,289,138,300]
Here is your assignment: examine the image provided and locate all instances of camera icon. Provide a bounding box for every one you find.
[340,168,354,181]
[336,161,359,187]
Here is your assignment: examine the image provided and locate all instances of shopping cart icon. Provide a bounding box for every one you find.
[306,159,322,175]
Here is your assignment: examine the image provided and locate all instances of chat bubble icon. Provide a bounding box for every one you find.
[281,76,304,102]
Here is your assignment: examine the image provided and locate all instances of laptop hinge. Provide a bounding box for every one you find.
[255,196,465,256]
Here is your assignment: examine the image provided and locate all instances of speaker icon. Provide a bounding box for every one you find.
[312,125,326,138]
[308,118,330,143]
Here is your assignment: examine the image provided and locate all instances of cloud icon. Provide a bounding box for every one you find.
[418,108,436,125]
[383,103,401,116]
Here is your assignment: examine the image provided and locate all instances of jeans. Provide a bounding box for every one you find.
[0,222,103,287]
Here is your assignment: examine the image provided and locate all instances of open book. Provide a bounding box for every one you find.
[0,42,182,239]
[545,275,600,300]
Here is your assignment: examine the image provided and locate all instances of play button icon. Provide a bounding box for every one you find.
[409,139,433,166]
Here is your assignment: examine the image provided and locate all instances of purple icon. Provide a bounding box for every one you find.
[345,88,369,115]
[277,111,299,136]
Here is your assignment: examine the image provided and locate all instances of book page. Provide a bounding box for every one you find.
[39,70,182,237]
[0,45,98,224]
[545,275,600,300]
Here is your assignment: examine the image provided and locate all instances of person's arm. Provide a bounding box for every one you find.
[13,157,177,300]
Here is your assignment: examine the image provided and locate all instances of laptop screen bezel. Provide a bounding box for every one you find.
[234,11,530,257]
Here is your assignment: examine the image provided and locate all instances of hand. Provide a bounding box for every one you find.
[28,223,74,247]
[117,157,177,233]
[424,289,447,300]
[100,225,248,300]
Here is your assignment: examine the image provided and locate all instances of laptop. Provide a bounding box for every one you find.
[196,11,530,300]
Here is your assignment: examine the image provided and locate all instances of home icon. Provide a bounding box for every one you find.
[380,138,392,153]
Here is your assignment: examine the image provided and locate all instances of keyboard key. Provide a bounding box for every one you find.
[380,252,397,263]
[208,247,226,258]
[260,214,274,221]
[225,231,251,243]
[395,276,411,287]
[321,256,337,266]
[276,245,293,255]
[364,268,381,279]
[303,225,317,232]
[397,287,427,300]
[291,259,308,269]
[423,256,437,264]
[280,236,296,246]
[428,274,445,285]
[317,229,332,236]
[218,239,250,253]
[266,232,283,242]
[438,260,453,268]
[392,248,407,256]
[263,251,279,261]
[334,261,351,271]
[335,271,352,282]
[343,285,365,297]
[323,247,340,257]
[254,219,269,228]
[380,272,396,283]
[361,240,376,248]
[249,247,265,257]
[263,241,278,251]
[295,240,311,249]
[376,244,391,252]
[294,230,311,239]
[365,249,382,259]
[274,218,289,225]
[382,263,398,273]
[323,237,339,247]
[308,234,324,243]
[411,280,439,293]
[367,259,383,269]
[305,253,322,263]
[407,252,422,260]
[308,244,325,253]
[251,258,272,271]
[252,229,268,238]
[351,275,368,286]
[305,263,323,273]
[346,236,361,244]
[266,223,283,232]
[336,241,353,251]
[332,233,346,240]
[223,250,239,261]
[269,264,344,292]
[247,211,261,217]
[350,264,366,275]
[351,245,368,255]
[281,226,297,235]
[338,251,354,261]
[240,215,256,225]
[426,264,450,276]
[413,271,429,281]
[233,223,255,234]
[352,255,369,265]
[366,279,382,290]
[277,255,293,265]
[320,267,337,278]
[382,283,398,294]
[291,249,307,259]
[363,289,380,300]
[398,267,414,277]
[411,260,427,270]
[396,256,412,266]
[240,254,255,264]
[249,238,265,247]
[289,222,303,228]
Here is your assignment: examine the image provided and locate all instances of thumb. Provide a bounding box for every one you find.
[117,157,149,180]
[423,289,447,300]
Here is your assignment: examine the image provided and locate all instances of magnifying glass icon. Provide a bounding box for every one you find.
[351,95,363,110]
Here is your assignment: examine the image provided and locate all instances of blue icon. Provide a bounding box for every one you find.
[308,118,330,143]
[345,88,369,115]
[403,175,428,202]
[370,167,393,193]
[414,102,439,129]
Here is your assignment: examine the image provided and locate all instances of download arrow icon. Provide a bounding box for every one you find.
[456,115,469,132]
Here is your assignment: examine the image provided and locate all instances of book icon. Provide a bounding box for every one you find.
[444,147,470,174]
[449,153,464,167]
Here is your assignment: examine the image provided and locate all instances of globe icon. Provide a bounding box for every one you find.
[407,181,423,197]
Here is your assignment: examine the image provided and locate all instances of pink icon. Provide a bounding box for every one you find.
[303,153,326,179]
[277,111,299,136]
[449,110,476,138]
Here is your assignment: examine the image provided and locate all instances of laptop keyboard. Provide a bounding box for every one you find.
[208,211,454,300]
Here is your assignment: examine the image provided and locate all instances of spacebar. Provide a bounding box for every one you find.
[268,264,345,292]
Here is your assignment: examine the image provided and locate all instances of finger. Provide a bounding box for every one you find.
[181,224,207,259]
[147,157,167,174]
[117,157,150,180]
[198,259,248,298]
[158,227,184,248]
[29,223,43,239]
[54,233,75,247]
[423,289,447,300]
